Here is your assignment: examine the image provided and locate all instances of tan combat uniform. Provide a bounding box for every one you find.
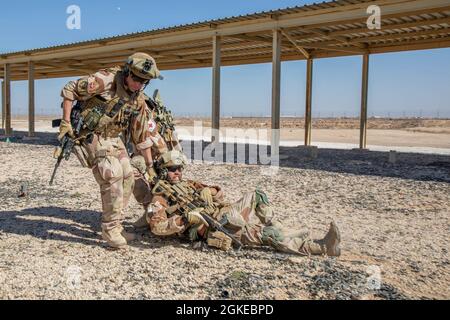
[61,67,168,236]
[143,180,330,256]
[130,95,183,210]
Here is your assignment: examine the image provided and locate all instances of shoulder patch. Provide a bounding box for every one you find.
[148,119,157,133]
[150,201,163,212]
[77,79,88,91]
[87,77,101,94]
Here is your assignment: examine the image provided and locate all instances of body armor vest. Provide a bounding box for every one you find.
[80,95,140,138]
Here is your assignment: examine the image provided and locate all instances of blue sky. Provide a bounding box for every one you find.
[1,0,449,117]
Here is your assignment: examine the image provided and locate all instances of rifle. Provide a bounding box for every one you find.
[152,180,243,250]
[49,104,84,185]
[145,90,176,149]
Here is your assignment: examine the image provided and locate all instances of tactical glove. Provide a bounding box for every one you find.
[207,231,232,251]
[199,188,213,206]
[146,166,158,183]
[58,119,75,141]
[185,210,209,227]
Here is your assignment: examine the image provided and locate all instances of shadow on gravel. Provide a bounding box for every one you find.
[181,140,450,183]
[0,206,101,246]
[2,130,449,183]
[0,130,59,146]
[305,263,411,300]
[210,259,412,300]
[127,228,208,251]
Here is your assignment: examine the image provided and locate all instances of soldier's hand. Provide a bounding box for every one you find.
[146,166,158,183]
[58,119,75,141]
[199,188,213,206]
[185,211,209,227]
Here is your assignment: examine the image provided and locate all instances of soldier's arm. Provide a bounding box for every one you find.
[191,181,224,202]
[148,195,186,236]
[60,69,115,102]
[62,99,73,122]
[131,99,168,167]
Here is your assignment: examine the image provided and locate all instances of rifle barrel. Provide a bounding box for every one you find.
[49,157,62,185]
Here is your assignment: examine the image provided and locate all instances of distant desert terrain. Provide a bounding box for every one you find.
[3,116,450,150]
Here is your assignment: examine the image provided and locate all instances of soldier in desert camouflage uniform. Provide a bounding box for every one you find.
[133,150,342,256]
[59,53,168,249]
[130,90,183,212]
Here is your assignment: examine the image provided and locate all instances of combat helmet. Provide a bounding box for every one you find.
[125,52,163,80]
[157,150,188,169]
[155,150,188,181]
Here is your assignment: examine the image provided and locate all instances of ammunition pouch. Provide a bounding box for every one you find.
[80,96,135,136]
[83,106,105,131]
[207,231,232,251]
[95,148,120,158]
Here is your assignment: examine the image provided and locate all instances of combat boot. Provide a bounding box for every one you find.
[121,229,136,242]
[316,221,341,257]
[102,227,127,249]
[133,211,149,228]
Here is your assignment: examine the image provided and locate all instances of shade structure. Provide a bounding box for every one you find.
[0,0,449,80]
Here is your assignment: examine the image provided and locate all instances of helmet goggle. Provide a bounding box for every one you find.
[166,166,183,173]
[130,72,150,85]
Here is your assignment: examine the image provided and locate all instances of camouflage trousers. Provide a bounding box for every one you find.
[86,135,135,231]
[218,191,313,256]
[130,155,153,208]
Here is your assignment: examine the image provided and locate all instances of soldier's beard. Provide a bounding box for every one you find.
[168,174,182,184]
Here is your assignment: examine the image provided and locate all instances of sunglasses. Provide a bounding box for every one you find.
[130,73,150,85]
[167,166,183,173]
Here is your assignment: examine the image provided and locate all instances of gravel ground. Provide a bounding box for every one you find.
[0,137,449,300]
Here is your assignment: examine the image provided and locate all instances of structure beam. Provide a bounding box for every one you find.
[280,29,311,59]
[28,61,35,137]
[37,61,94,75]
[4,64,11,136]
[307,16,450,38]
[359,54,370,149]
[211,35,221,142]
[229,32,368,54]
[307,28,368,49]
[1,80,4,130]
[271,29,281,154]
[305,59,313,146]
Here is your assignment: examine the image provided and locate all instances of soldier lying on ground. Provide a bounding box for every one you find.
[130,150,341,256]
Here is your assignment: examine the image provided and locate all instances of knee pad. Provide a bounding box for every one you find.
[130,155,147,175]
[94,156,124,183]
[261,226,285,245]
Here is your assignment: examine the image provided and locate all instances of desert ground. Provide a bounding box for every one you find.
[0,117,449,300]
[4,116,450,151]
